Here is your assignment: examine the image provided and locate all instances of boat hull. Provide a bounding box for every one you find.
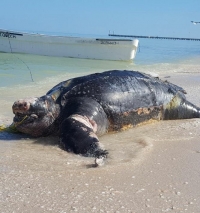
[0,30,139,61]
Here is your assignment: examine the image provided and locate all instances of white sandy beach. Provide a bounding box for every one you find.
[1,71,200,213]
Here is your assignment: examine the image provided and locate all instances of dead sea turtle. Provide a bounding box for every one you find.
[12,70,200,166]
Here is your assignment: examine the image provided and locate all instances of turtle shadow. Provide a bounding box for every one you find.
[32,136,59,146]
[0,131,59,148]
[0,131,28,141]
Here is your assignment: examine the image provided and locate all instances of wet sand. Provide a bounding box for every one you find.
[1,72,200,212]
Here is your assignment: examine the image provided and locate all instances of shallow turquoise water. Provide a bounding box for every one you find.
[1,38,200,87]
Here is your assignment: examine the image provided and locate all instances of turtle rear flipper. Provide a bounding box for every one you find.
[163,93,200,120]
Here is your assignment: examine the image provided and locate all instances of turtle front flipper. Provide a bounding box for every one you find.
[59,116,108,166]
[59,97,109,166]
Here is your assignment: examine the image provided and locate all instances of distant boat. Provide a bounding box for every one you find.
[0,29,139,61]
[191,21,200,25]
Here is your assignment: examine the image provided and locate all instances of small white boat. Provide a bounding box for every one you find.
[0,29,139,61]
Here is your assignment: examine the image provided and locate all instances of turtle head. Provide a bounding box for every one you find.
[12,95,60,137]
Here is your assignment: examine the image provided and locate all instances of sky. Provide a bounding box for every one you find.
[0,0,200,38]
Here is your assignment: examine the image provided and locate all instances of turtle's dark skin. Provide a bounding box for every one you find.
[12,70,200,165]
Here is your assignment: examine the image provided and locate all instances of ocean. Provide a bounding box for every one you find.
[0,38,200,167]
[1,38,200,88]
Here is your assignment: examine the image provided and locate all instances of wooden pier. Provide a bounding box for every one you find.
[108,34,200,41]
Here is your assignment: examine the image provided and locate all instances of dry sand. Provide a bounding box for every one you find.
[1,72,200,213]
